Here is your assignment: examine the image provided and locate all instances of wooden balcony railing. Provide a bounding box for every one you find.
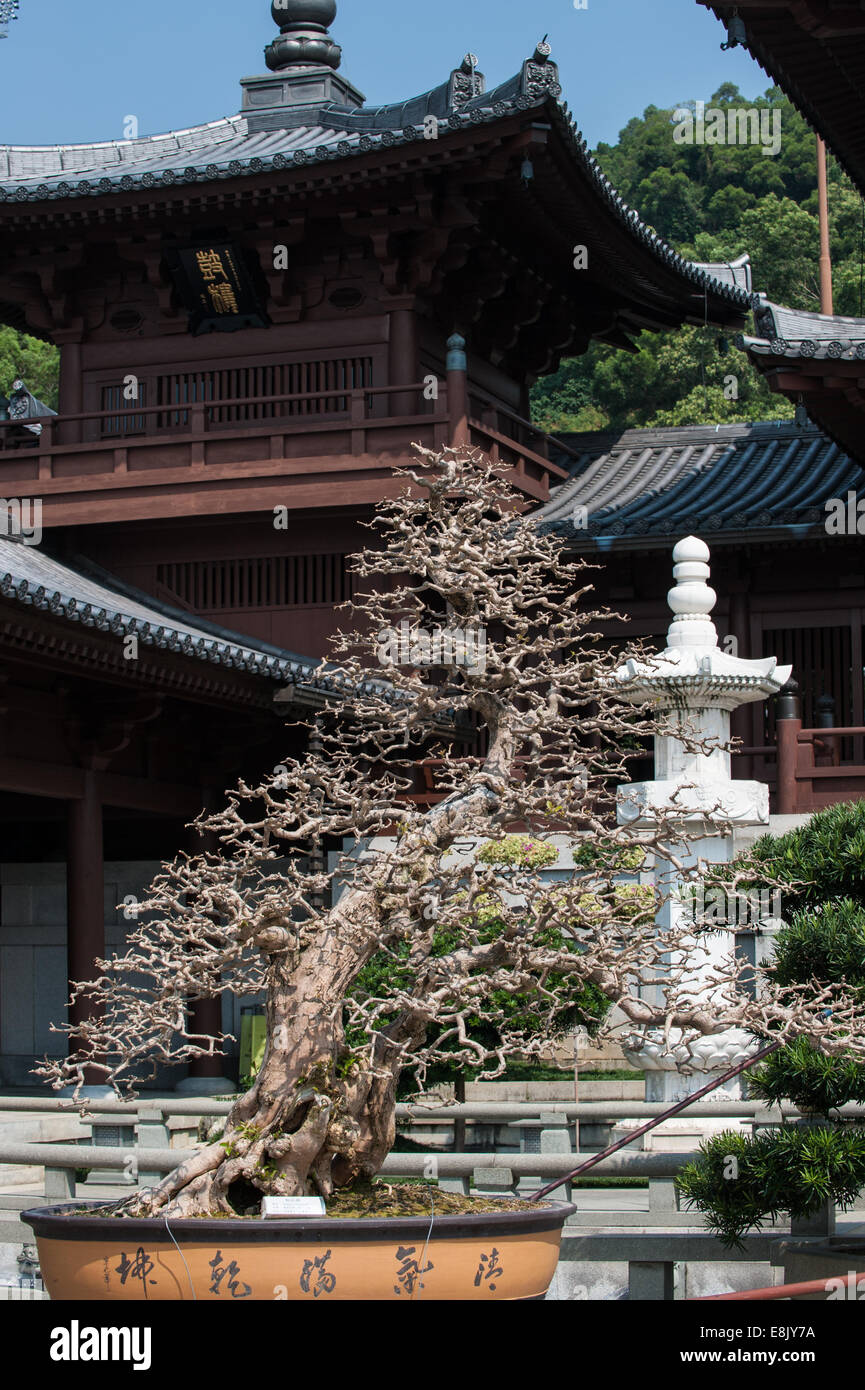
[776,717,865,814]
[0,375,567,526]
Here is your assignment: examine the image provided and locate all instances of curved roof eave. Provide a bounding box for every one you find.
[0,79,752,316]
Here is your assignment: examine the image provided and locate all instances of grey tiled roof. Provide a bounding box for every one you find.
[742,298,865,362]
[0,537,318,682]
[0,60,752,313]
[0,539,404,706]
[0,116,339,189]
[689,255,752,295]
[537,421,856,542]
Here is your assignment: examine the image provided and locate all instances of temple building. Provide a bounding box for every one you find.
[539,418,865,811]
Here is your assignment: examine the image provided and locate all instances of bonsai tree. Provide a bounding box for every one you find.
[39,447,861,1218]
[677,799,865,1246]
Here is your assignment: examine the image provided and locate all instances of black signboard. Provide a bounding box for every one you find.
[165,242,269,335]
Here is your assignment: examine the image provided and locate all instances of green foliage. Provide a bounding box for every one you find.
[531,327,789,436]
[739,804,865,1109]
[234,1121,262,1142]
[749,1036,865,1114]
[477,835,559,870]
[350,921,609,1060]
[574,841,646,872]
[346,835,615,1077]
[0,327,59,408]
[771,900,865,993]
[531,84,865,433]
[679,802,865,1238]
[742,799,865,917]
[677,1126,865,1248]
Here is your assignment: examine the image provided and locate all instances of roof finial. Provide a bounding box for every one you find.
[666,535,718,650]
[266,0,342,73]
[533,36,552,63]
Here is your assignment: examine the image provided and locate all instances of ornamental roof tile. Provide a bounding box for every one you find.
[0,536,320,683]
[742,298,865,362]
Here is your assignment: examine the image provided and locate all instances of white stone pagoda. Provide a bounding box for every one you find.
[614,536,791,1113]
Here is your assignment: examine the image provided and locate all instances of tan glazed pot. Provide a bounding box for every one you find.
[22,1199,575,1301]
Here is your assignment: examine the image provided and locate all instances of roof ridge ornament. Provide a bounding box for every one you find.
[242,0,364,128]
[266,0,342,73]
[448,53,485,110]
[520,37,562,101]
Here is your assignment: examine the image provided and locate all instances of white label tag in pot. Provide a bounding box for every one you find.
[261,1196,327,1219]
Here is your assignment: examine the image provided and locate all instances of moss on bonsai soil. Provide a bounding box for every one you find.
[67,1181,550,1220]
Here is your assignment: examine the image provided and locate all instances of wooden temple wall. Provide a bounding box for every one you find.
[0,861,258,1087]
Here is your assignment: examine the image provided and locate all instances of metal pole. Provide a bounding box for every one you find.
[817,135,834,316]
[530,1040,782,1201]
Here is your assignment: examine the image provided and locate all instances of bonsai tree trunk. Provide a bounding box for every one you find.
[142,956,400,1217]
[129,717,516,1219]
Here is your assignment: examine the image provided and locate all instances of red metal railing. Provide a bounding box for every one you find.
[694,1273,865,1301]
[530,1041,783,1202]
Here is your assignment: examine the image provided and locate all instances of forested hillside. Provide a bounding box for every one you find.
[532,84,864,434]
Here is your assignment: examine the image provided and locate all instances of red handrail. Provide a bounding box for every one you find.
[798,726,865,740]
[530,1040,782,1201]
[693,1272,865,1301]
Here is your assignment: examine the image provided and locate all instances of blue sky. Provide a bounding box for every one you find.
[1,0,773,150]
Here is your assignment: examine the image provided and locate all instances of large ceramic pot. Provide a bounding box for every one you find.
[22,1198,575,1302]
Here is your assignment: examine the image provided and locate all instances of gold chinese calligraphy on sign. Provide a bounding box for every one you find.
[167,242,269,334]
[207,282,239,314]
[194,249,239,315]
[195,249,226,282]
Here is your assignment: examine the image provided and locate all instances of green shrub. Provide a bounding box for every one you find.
[677,1125,865,1248]
[749,1036,865,1114]
[770,898,865,992]
[740,799,865,915]
[678,802,865,1243]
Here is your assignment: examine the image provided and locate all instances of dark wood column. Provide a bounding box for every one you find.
[186,1002,225,1081]
[180,797,230,1090]
[66,769,104,1080]
[57,339,83,446]
[388,303,418,416]
[728,585,753,780]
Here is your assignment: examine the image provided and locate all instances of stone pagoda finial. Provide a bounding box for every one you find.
[615,535,790,709]
[242,0,363,128]
[266,0,342,72]
[666,535,718,651]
